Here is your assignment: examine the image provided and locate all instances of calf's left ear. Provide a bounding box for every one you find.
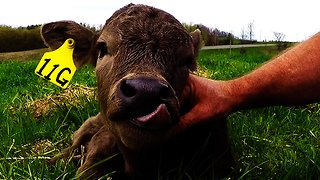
[41,21,98,68]
[190,29,202,57]
[187,29,202,71]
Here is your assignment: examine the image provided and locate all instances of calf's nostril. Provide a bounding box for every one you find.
[159,83,171,100]
[120,80,136,97]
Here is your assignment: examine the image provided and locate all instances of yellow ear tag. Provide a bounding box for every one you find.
[35,38,76,89]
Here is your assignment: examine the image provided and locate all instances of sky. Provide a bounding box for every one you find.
[1,0,319,42]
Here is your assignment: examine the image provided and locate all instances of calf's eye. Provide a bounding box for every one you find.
[96,41,108,59]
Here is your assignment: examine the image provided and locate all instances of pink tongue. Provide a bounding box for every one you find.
[134,104,171,126]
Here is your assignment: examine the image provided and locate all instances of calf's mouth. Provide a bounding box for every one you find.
[108,75,180,130]
[129,103,173,130]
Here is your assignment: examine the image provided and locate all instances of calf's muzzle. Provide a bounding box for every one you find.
[119,77,171,105]
[113,76,179,129]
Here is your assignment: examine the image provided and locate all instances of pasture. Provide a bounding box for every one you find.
[0,46,319,179]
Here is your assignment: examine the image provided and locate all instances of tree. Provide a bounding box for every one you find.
[227,33,234,45]
[274,32,285,42]
[182,23,236,46]
[241,27,247,40]
[274,32,286,50]
[247,22,254,41]
[0,25,45,52]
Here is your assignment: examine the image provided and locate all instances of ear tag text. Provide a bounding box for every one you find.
[35,38,76,89]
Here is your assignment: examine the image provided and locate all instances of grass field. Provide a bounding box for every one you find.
[0,47,319,179]
[199,47,320,179]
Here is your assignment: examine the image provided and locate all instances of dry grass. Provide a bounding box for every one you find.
[26,85,96,118]
[195,66,210,78]
[7,85,96,119]
[0,48,48,61]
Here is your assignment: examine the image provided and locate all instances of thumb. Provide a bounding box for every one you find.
[168,104,205,136]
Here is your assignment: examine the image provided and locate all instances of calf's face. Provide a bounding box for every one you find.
[41,4,201,150]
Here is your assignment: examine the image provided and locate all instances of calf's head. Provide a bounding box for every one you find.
[41,4,201,150]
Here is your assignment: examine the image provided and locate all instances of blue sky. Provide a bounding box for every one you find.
[1,0,319,42]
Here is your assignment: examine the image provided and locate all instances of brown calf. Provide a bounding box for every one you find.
[42,4,234,179]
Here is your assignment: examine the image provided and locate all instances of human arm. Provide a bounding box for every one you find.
[232,32,320,108]
[173,32,320,134]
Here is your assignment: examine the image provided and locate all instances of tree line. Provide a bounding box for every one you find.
[183,23,257,46]
[0,23,257,53]
[0,25,45,53]
[0,23,101,53]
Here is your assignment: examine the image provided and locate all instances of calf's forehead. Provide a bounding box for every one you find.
[104,4,182,30]
[99,4,192,49]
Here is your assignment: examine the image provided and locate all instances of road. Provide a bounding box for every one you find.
[201,44,276,50]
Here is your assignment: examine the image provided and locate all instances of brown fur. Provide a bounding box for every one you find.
[42,4,234,179]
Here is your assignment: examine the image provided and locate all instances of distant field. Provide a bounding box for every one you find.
[0,48,47,61]
[0,46,319,179]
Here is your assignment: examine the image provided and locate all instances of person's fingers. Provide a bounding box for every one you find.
[168,103,206,136]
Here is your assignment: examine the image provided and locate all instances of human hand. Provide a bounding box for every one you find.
[168,74,237,136]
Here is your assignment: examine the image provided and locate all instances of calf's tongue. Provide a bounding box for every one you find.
[132,104,171,127]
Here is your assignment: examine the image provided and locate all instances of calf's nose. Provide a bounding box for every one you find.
[119,77,172,105]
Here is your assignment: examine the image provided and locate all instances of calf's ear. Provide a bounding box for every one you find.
[190,29,201,57]
[41,21,98,68]
[187,29,202,71]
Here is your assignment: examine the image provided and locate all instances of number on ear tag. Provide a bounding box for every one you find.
[35,38,77,89]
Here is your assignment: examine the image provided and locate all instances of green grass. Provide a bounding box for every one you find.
[0,59,98,179]
[0,46,319,179]
[197,47,278,80]
[197,47,320,179]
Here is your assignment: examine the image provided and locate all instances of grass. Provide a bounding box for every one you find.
[197,47,320,179]
[0,52,98,178]
[0,46,319,179]
[197,47,278,80]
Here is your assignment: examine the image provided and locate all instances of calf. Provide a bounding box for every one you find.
[43,4,234,179]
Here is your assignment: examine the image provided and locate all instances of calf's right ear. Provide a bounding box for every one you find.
[41,21,98,68]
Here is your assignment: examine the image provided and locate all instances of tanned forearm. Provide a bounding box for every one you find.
[174,32,320,134]
[229,32,320,110]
